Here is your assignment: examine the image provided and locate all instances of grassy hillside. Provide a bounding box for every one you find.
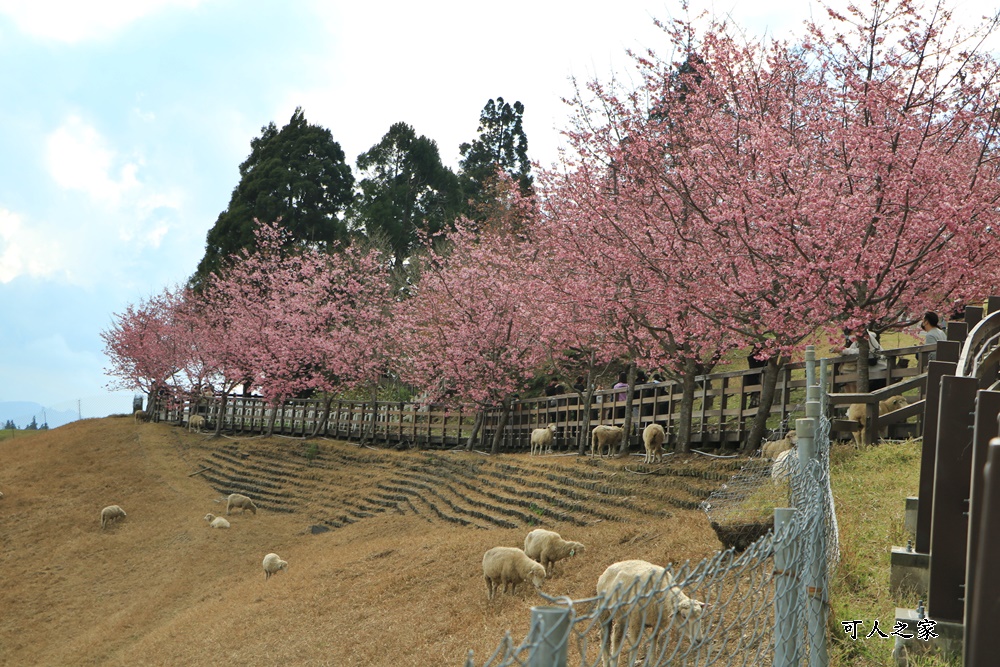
[0,417,930,666]
[0,418,732,667]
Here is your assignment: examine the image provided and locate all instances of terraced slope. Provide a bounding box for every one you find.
[0,418,734,667]
[195,438,737,533]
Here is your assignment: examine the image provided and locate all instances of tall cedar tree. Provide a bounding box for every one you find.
[192,108,354,288]
[352,122,462,267]
[459,97,533,215]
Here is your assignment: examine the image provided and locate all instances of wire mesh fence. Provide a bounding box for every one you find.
[467,350,836,667]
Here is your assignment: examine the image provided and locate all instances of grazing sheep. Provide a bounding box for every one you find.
[226,493,257,515]
[204,513,230,529]
[100,505,127,529]
[482,546,546,600]
[188,415,206,433]
[847,395,909,448]
[771,448,798,484]
[262,552,288,580]
[761,430,798,459]
[642,423,666,463]
[530,423,558,456]
[597,560,707,667]
[523,528,585,576]
[0,491,5,499]
[133,409,147,423]
[591,425,625,458]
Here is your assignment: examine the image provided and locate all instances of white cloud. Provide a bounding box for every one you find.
[0,0,205,44]
[0,208,67,283]
[46,115,141,207]
[0,116,187,287]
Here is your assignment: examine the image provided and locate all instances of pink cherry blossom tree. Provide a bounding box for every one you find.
[102,286,188,417]
[196,221,395,438]
[542,0,1000,451]
[395,217,548,454]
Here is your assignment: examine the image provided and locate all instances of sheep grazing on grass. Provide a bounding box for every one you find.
[847,395,909,448]
[188,415,206,433]
[523,528,584,576]
[642,424,666,463]
[262,552,288,580]
[133,410,147,424]
[100,505,127,529]
[226,493,257,515]
[771,448,798,484]
[204,513,230,529]
[591,425,624,458]
[761,430,798,460]
[530,424,557,456]
[482,546,546,600]
[596,560,707,667]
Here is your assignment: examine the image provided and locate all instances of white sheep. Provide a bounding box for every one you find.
[771,448,798,484]
[591,425,624,458]
[0,490,5,499]
[847,395,909,448]
[530,423,558,456]
[597,560,707,667]
[226,493,257,515]
[523,528,585,576]
[482,546,546,600]
[188,415,206,433]
[761,430,798,459]
[263,552,288,580]
[204,513,230,529]
[133,409,147,424]
[100,505,127,529]
[642,423,666,463]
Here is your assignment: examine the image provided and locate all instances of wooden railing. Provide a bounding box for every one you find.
[161,341,937,451]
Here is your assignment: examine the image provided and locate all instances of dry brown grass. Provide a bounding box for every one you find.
[0,418,729,667]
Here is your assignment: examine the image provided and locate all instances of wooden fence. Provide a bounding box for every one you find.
[162,340,939,452]
[901,297,1000,664]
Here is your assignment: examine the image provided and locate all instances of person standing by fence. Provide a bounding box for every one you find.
[921,311,947,360]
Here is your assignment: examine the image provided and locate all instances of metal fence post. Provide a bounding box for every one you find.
[774,507,800,667]
[797,411,829,667]
[806,346,816,391]
[528,605,571,667]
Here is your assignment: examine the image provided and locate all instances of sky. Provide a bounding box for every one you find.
[0,0,996,422]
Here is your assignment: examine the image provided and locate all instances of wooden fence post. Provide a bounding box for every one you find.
[966,437,1000,665]
[917,360,957,553]
[962,393,1000,652]
[928,375,978,622]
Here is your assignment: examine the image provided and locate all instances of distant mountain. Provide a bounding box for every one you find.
[0,402,80,429]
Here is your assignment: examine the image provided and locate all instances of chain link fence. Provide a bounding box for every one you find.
[466,349,836,667]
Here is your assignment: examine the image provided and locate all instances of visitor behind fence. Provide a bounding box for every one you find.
[613,372,628,420]
[843,329,887,391]
[921,311,947,360]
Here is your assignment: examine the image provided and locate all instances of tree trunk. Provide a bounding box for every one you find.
[857,336,871,393]
[676,358,698,452]
[362,385,379,445]
[311,396,334,438]
[466,410,485,451]
[618,362,638,457]
[742,357,782,453]
[578,387,595,456]
[489,397,512,455]
[266,402,279,437]
[213,391,228,437]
